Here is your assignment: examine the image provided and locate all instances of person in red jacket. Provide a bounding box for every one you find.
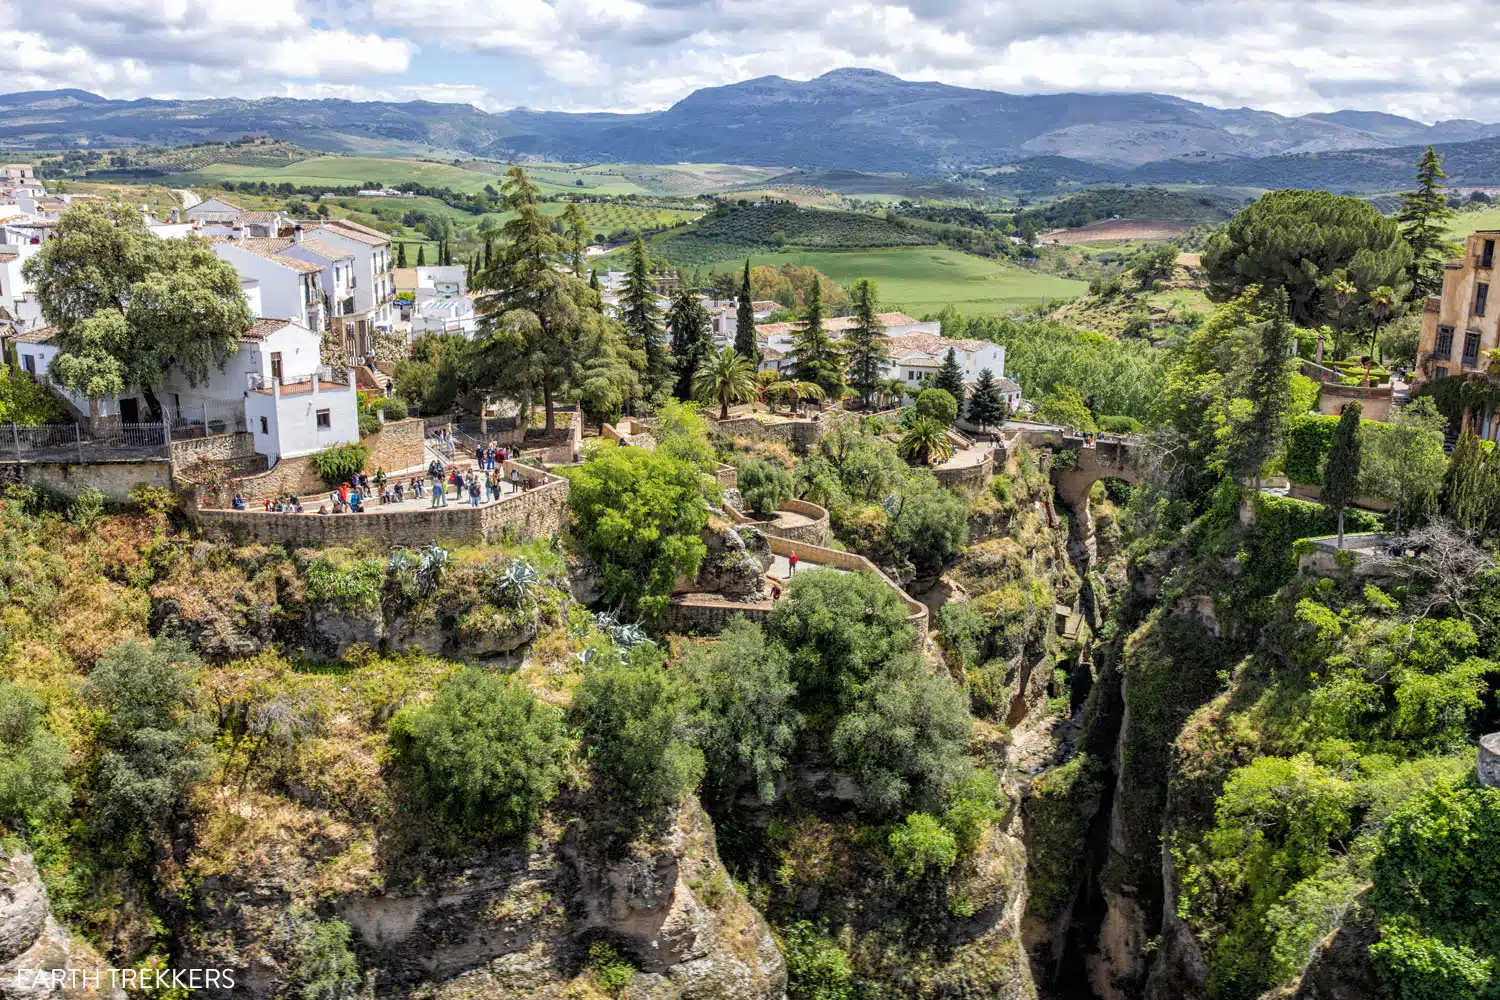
[788,551,798,576]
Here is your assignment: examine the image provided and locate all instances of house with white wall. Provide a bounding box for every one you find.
[313,220,395,362]
[281,234,357,331]
[213,238,327,335]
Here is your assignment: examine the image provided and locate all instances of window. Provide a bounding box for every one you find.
[316,409,331,429]
[20,353,34,374]
[1435,325,1455,359]
[1463,331,1482,364]
[1483,240,1495,269]
[259,416,269,435]
[270,352,283,382]
[1476,283,1489,316]
[1436,366,1450,379]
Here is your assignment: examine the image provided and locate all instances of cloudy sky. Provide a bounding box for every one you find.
[6,0,1500,121]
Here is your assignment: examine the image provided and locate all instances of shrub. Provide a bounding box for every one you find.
[942,768,1002,857]
[390,670,571,838]
[1096,414,1143,434]
[768,570,916,706]
[680,618,800,804]
[888,812,958,878]
[0,680,71,825]
[293,914,363,1000]
[781,922,855,1000]
[587,942,636,995]
[378,395,408,421]
[1285,413,1339,485]
[308,442,369,489]
[914,387,958,427]
[829,655,972,818]
[573,649,705,805]
[890,475,968,576]
[737,457,794,517]
[68,486,105,529]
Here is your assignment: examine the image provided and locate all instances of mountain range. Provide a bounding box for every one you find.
[3,69,1499,177]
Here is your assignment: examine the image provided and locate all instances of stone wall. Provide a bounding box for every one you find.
[934,449,994,489]
[661,594,773,634]
[1317,382,1392,422]
[731,499,832,545]
[194,463,568,547]
[0,458,175,501]
[765,534,929,634]
[169,431,257,472]
[362,418,426,475]
[715,464,738,489]
[1480,733,1500,788]
[710,415,825,450]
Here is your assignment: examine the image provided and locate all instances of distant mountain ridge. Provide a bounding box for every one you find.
[2,68,1497,175]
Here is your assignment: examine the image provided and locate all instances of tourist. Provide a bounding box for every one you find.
[431,470,445,507]
[511,466,521,490]
[469,479,481,506]
[771,583,782,600]
[375,469,386,492]
[294,500,305,513]
[349,488,363,513]
[289,492,299,508]
[231,493,245,511]
[339,481,350,506]
[453,468,465,501]
[394,482,405,503]
[475,444,484,465]
[788,551,798,575]
[318,503,329,515]
[410,476,422,499]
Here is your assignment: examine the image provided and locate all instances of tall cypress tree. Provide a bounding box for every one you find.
[416,244,426,267]
[966,368,1008,432]
[933,347,966,406]
[845,278,888,409]
[734,258,758,360]
[622,237,668,396]
[1441,427,1500,538]
[791,279,842,399]
[396,242,408,268]
[1398,146,1458,301]
[1322,401,1363,549]
[1225,295,1297,492]
[667,286,712,402]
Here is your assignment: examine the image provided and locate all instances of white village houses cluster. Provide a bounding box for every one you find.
[1,166,1021,469]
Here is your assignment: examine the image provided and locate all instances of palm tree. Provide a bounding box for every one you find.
[1367,284,1395,358]
[1328,278,1357,363]
[877,377,908,409]
[764,379,826,415]
[694,347,759,420]
[899,416,954,466]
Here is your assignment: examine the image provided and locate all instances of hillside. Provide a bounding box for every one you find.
[648,201,934,266]
[1015,186,1250,232]
[4,70,1500,174]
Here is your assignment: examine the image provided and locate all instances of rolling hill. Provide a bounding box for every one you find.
[3,69,1500,176]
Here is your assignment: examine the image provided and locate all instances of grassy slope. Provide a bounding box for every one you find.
[1445,205,1500,239]
[743,246,1085,316]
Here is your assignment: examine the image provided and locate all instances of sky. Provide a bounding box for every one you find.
[6,0,1500,122]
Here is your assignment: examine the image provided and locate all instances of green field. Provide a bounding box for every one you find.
[174,156,778,198]
[1446,206,1500,240]
[735,247,1086,316]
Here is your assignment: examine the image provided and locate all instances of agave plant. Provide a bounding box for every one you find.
[496,558,539,606]
[414,544,451,594]
[387,550,415,575]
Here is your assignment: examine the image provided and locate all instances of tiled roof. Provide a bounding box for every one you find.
[240,317,294,341]
[319,219,390,245]
[269,254,325,275]
[234,237,293,255]
[13,325,56,344]
[754,311,925,339]
[997,376,1021,392]
[760,347,786,361]
[0,252,15,262]
[751,300,780,311]
[886,332,991,357]
[236,211,282,223]
[291,237,353,261]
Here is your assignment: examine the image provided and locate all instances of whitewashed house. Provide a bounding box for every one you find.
[213,238,328,335]
[411,265,477,337]
[312,220,396,361]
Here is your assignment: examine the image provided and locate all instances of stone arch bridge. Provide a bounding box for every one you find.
[1003,425,1144,550]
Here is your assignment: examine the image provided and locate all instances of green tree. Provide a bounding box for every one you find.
[25,201,251,420]
[416,244,426,266]
[396,242,408,268]
[566,445,712,616]
[390,670,571,838]
[472,167,604,432]
[680,618,800,803]
[830,655,972,818]
[1221,297,1296,492]
[791,280,843,400]
[622,236,668,395]
[291,914,363,1000]
[899,416,954,466]
[734,258,759,361]
[1036,385,1096,431]
[82,638,212,842]
[573,649,705,805]
[1361,397,1449,536]
[667,286,713,402]
[888,812,958,879]
[561,202,590,277]
[0,680,71,826]
[737,457,794,516]
[0,362,67,425]
[1129,243,1179,290]
[1320,401,1363,548]
[1442,428,1500,538]
[693,346,758,421]
[768,569,916,706]
[889,474,968,575]
[1202,190,1414,326]
[932,347,966,405]
[576,320,644,432]
[1398,146,1460,301]
[966,368,1008,431]
[914,387,958,426]
[845,278,888,409]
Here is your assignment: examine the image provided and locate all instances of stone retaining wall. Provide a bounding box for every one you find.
[934,449,994,489]
[714,464,738,489]
[660,595,772,635]
[0,458,175,501]
[730,499,831,545]
[765,534,928,634]
[196,418,427,506]
[1481,733,1500,788]
[194,463,568,547]
[169,431,257,472]
[710,415,824,450]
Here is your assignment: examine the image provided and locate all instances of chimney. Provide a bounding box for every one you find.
[231,223,244,241]
[293,225,304,245]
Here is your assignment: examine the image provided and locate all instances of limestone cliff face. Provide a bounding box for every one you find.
[0,850,120,1000]
[177,798,784,1000]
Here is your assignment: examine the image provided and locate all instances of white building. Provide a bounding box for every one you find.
[213,238,328,335]
[281,234,357,331]
[416,265,465,299]
[754,312,942,374]
[410,264,477,337]
[0,217,45,330]
[885,333,1008,397]
[312,220,396,361]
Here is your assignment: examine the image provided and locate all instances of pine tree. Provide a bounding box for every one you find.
[734,258,758,361]
[791,279,842,400]
[1229,301,1297,493]
[1398,146,1458,301]
[1322,401,1363,548]
[590,270,601,293]
[1441,427,1500,538]
[621,237,668,396]
[560,202,589,277]
[667,286,713,402]
[416,244,426,267]
[966,368,1009,432]
[845,278,888,409]
[397,242,408,268]
[933,347,966,406]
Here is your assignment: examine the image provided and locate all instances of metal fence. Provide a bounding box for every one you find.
[4,420,170,463]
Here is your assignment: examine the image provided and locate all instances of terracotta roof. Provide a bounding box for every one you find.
[290,237,353,261]
[754,311,926,339]
[751,300,780,311]
[760,347,786,361]
[236,211,282,223]
[997,377,1021,393]
[318,219,390,245]
[886,332,991,357]
[269,254,325,275]
[393,267,418,290]
[12,325,56,344]
[240,317,294,341]
[0,253,15,262]
[233,237,293,255]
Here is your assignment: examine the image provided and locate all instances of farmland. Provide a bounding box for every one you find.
[174,156,502,194]
[715,246,1086,316]
[649,202,934,267]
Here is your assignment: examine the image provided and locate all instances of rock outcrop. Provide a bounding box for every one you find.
[0,849,119,1000]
